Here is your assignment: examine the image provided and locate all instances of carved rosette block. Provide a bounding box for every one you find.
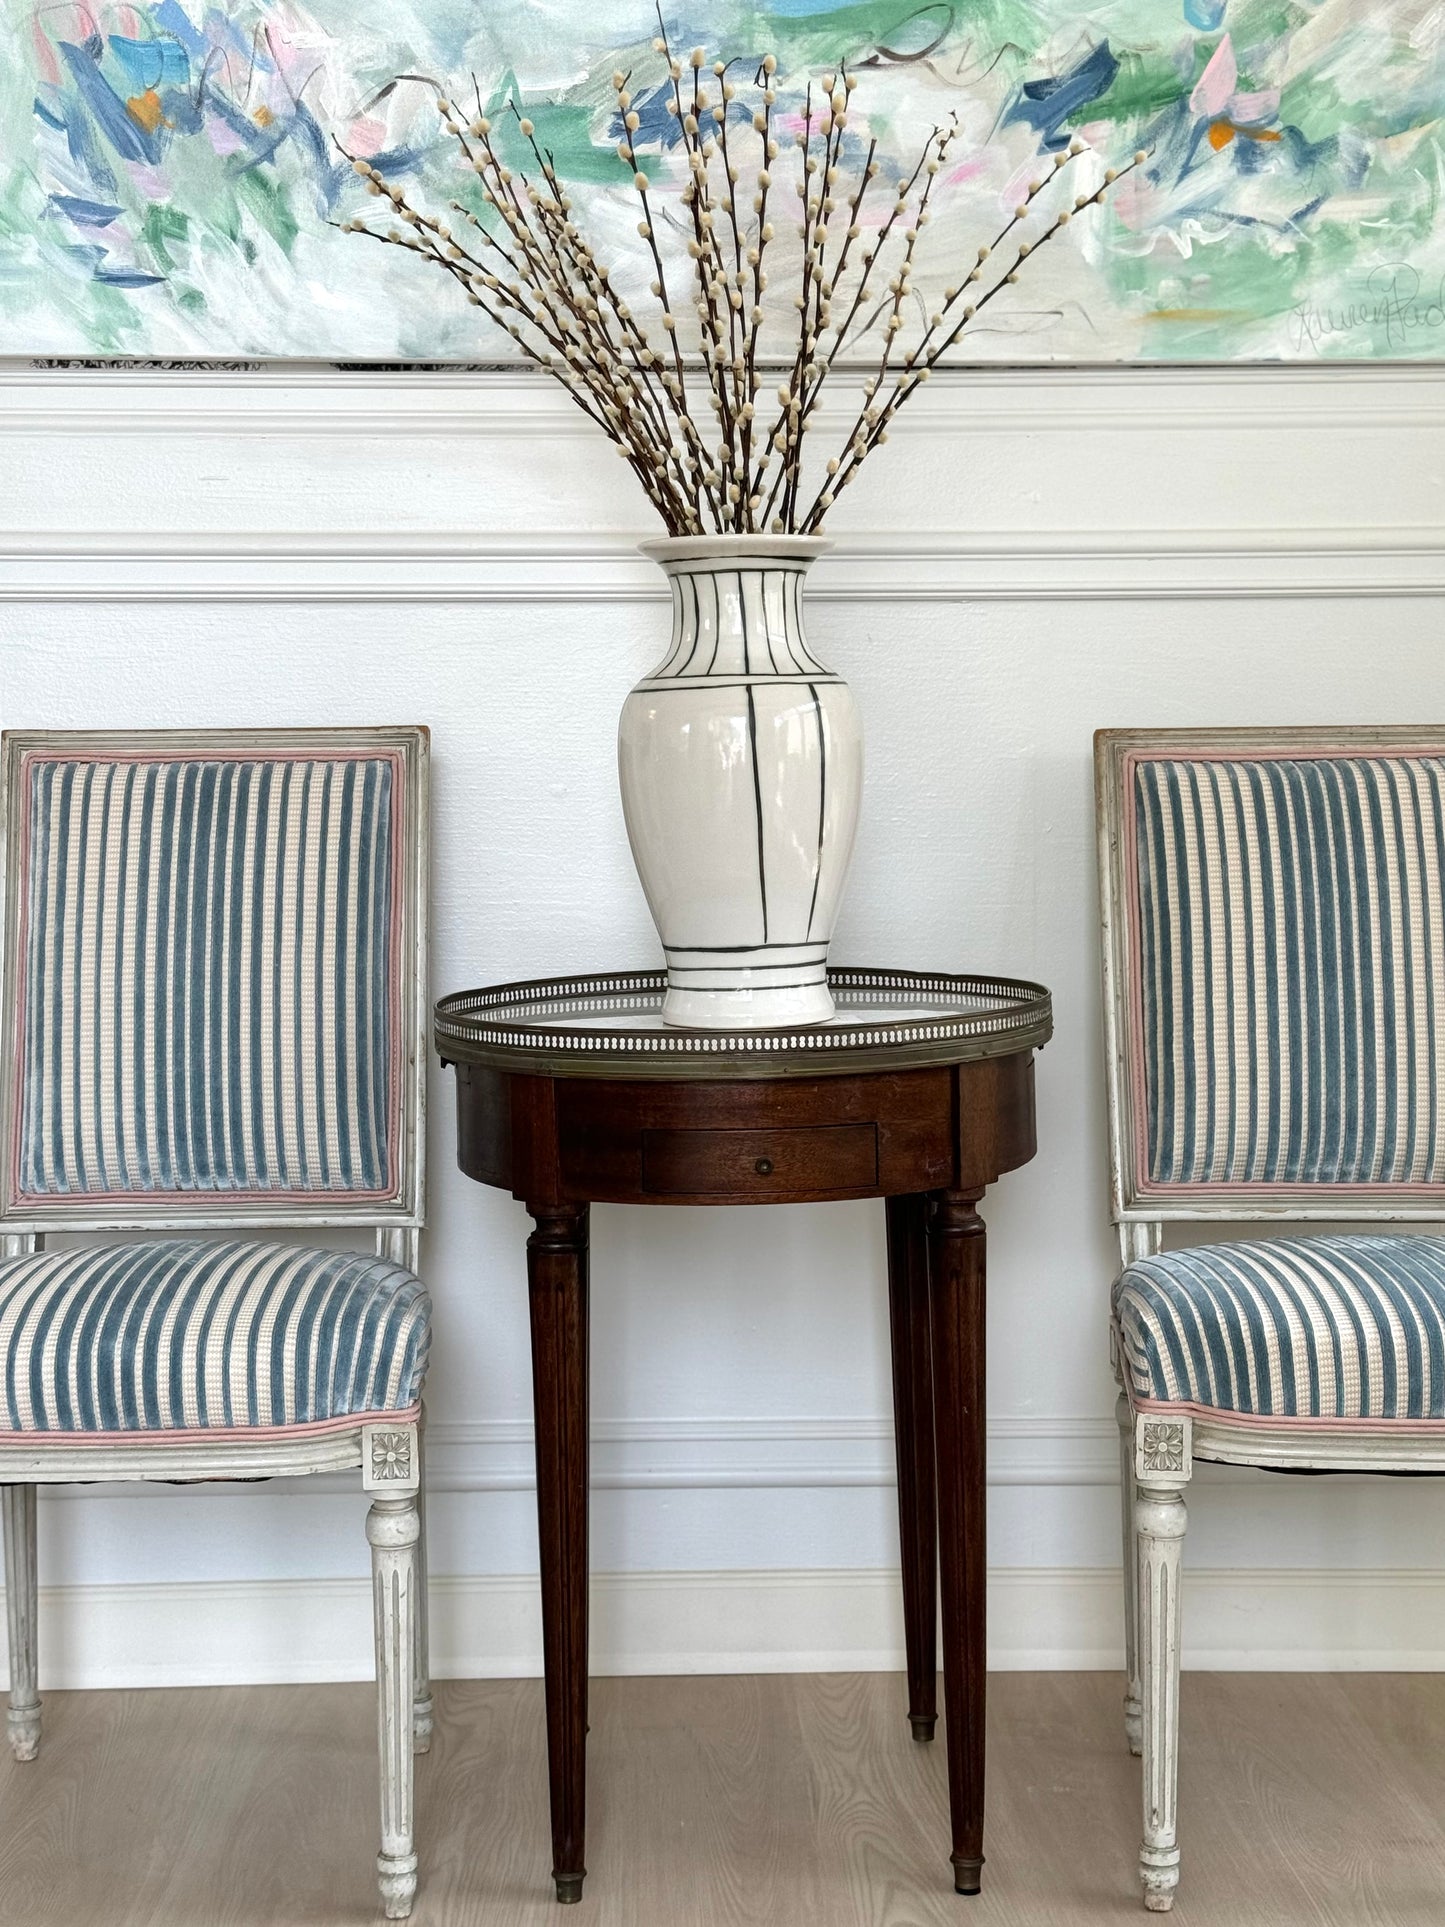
[363,1422,420,1493]
[1137,1419,1191,1480]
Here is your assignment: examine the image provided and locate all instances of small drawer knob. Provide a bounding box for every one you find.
[754,1156,774,1176]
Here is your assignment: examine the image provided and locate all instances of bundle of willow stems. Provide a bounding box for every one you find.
[342,25,1145,536]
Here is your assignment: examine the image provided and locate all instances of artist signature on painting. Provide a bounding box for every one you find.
[1291,264,1445,353]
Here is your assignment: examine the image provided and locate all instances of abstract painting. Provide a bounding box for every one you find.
[3,1,1444,361]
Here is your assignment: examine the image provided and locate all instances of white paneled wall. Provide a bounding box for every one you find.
[3,362,1445,1684]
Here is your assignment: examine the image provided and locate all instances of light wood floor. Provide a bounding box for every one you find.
[0,1671,1441,1925]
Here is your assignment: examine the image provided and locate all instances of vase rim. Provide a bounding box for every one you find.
[639,532,834,567]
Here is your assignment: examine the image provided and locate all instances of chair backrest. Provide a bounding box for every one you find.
[1096,726,1445,1225]
[0,727,428,1231]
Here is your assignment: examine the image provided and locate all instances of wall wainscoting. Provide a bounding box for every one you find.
[7,359,1445,1682]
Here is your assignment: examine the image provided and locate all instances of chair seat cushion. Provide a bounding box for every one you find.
[0,1239,429,1439]
[1114,1233,1445,1421]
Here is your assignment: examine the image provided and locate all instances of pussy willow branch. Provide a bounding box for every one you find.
[801,149,1149,530]
[343,43,1146,535]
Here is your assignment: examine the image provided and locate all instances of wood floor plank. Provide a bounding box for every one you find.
[0,1672,1444,1924]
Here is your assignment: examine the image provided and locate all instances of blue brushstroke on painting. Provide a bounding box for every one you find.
[108,35,191,90]
[48,194,124,225]
[163,90,204,136]
[230,99,348,211]
[1184,0,1227,30]
[616,83,684,150]
[59,41,159,164]
[1005,41,1119,151]
[152,0,207,55]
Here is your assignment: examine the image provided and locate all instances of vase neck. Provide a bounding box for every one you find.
[648,558,829,682]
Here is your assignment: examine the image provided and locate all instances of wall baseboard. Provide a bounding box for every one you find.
[11,1565,1445,1690]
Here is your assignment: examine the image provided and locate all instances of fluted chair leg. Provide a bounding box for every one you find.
[1117,1393,1142,1756]
[369,1493,420,1919]
[1134,1416,1191,1913]
[2,1485,40,1762]
[412,1405,433,1754]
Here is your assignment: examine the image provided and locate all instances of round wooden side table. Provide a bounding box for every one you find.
[435,966,1052,1903]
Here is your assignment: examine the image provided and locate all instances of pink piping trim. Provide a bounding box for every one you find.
[1131,1179,1445,1200]
[8,748,407,1209]
[1131,1394,1445,1434]
[0,1402,421,1448]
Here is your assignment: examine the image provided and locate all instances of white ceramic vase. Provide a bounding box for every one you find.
[618,534,863,1029]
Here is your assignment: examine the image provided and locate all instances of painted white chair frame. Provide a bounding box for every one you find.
[1097,723,1445,1913]
[0,725,432,1920]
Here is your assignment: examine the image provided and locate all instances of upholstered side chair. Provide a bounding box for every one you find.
[0,726,431,1919]
[1097,725,1445,1913]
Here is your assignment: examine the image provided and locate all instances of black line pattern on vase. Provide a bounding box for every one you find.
[746,683,768,943]
[636,677,844,692]
[757,573,779,675]
[677,571,706,677]
[662,941,830,955]
[656,570,688,678]
[805,683,827,943]
[665,563,809,577]
[790,572,827,674]
[669,962,829,981]
[676,973,828,993]
[706,569,723,675]
[670,954,829,975]
[652,567,833,682]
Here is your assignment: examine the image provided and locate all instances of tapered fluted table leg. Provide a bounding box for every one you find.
[886,1194,938,1742]
[527,1203,591,1904]
[928,1190,987,1895]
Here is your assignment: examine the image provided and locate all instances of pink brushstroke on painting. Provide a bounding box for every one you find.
[347,116,387,158]
[1107,170,1154,236]
[1190,36,1237,119]
[943,155,990,189]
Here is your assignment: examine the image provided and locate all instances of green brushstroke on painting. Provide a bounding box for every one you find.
[140,206,190,275]
[1078,49,1191,127]
[235,172,300,256]
[2,0,1443,359]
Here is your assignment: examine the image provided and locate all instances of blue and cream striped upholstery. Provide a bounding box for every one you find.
[0,1240,429,1436]
[1130,754,1445,1195]
[11,752,401,1204]
[1115,1234,1445,1421]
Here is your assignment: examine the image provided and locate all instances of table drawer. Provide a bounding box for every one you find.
[641,1123,879,1196]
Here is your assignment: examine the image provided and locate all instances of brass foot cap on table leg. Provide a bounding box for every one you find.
[554,1873,586,1905]
[952,1854,984,1896]
[908,1714,937,1742]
